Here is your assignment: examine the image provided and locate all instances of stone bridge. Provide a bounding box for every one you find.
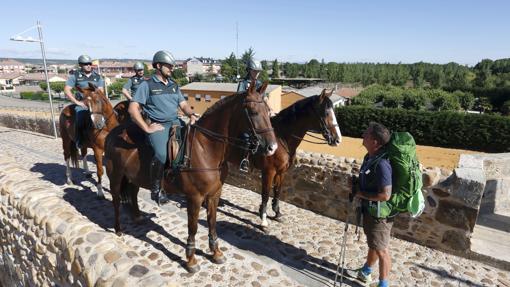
[0,107,509,286]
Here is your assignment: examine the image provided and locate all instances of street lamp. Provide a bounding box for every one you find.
[10,20,58,139]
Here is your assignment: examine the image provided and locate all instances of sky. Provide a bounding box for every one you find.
[1,0,509,65]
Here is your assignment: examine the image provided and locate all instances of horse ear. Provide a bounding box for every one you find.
[319,88,327,102]
[88,82,97,91]
[258,81,268,95]
[248,78,256,94]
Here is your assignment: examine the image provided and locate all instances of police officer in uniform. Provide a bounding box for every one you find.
[237,58,263,93]
[236,58,273,172]
[129,50,198,205]
[64,55,105,147]
[122,61,145,101]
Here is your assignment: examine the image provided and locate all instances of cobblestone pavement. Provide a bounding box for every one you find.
[0,126,509,287]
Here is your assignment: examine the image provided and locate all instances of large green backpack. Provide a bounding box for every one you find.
[367,132,425,218]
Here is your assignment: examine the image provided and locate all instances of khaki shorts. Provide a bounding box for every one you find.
[363,214,394,250]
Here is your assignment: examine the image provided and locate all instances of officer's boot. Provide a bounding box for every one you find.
[150,159,170,205]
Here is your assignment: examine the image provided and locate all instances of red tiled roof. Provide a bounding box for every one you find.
[0,73,23,80]
[336,87,362,99]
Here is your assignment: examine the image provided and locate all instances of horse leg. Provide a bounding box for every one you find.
[259,170,275,231]
[110,177,122,235]
[185,194,203,273]
[129,184,144,224]
[81,147,92,178]
[93,147,105,199]
[272,174,284,222]
[206,190,226,264]
[61,128,74,185]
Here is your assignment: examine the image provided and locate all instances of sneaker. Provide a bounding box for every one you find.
[344,268,372,285]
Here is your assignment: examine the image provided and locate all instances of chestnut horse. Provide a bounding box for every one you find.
[59,83,118,197]
[104,81,277,272]
[113,100,130,124]
[228,89,342,230]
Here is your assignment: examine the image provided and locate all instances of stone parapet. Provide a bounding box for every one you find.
[0,156,175,287]
[226,149,499,255]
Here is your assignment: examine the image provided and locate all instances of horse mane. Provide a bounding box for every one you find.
[197,92,244,123]
[272,95,333,127]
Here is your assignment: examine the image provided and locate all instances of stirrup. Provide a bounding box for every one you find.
[239,158,250,173]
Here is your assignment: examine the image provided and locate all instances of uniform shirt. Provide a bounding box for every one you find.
[123,75,146,96]
[65,70,104,100]
[133,75,185,123]
[359,153,392,195]
[237,78,263,94]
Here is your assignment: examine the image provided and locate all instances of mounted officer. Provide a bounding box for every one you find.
[128,50,198,205]
[64,54,105,148]
[122,61,145,101]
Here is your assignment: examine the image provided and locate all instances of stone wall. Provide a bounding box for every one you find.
[0,156,175,287]
[226,150,505,255]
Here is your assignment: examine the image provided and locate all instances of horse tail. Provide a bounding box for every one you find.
[70,143,79,168]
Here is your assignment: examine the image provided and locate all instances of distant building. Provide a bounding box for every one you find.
[0,59,26,74]
[21,73,67,85]
[184,57,221,76]
[0,73,23,91]
[180,82,281,115]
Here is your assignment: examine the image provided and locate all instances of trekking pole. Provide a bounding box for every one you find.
[333,175,359,287]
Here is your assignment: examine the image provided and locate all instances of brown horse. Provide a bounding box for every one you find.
[59,82,118,198]
[104,80,277,272]
[113,100,130,124]
[228,89,342,230]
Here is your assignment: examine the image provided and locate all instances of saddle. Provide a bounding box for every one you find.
[167,124,189,170]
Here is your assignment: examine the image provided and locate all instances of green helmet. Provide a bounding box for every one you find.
[133,62,144,70]
[246,58,262,71]
[152,50,176,67]
[78,55,92,64]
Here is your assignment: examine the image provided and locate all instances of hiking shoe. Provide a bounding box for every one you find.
[344,268,372,285]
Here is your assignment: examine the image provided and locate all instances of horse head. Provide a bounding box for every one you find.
[310,89,342,146]
[238,79,278,156]
[77,82,110,130]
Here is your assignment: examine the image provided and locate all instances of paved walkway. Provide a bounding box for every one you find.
[0,126,509,286]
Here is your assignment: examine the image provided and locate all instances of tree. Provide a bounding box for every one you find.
[431,92,461,111]
[501,100,510,116]
[402,90,426,110]
[271,59,280,78]
[108,79,128,97]
[39,82,66,94]
[453,90,475,110]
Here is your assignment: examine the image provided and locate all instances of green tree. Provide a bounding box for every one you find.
[271,59,280,78]
[39,82,66,94]
[402,90,426,110]
[431,92,461,111]
[108,79,128,97]
[453,90,475,110]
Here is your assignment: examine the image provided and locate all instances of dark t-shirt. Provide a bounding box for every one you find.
[359,154,392,195]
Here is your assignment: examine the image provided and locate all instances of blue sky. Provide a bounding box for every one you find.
[1,0,509,65]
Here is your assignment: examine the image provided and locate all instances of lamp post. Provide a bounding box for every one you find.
[10,20,58,139]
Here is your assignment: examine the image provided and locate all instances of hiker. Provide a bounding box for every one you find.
[349,122,393,287]
[344,121,424,286]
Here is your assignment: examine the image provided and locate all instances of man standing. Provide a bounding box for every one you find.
[129,50,198,205]
[64,54,104,147]
[348,122,393,287]
[122,61,145,101]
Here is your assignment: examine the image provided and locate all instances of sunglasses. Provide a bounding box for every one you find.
[82,63,92,66]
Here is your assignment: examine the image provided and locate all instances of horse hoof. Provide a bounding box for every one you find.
[66,180,73,185]
[115,231,123,237]
[186,264,200,273]
[96,195,106,200]
[213,255,226,264]
[261,226,269,234]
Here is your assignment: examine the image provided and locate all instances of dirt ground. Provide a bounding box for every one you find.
[298,134,482,170]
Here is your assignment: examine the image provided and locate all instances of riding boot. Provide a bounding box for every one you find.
[150,159,170,205]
